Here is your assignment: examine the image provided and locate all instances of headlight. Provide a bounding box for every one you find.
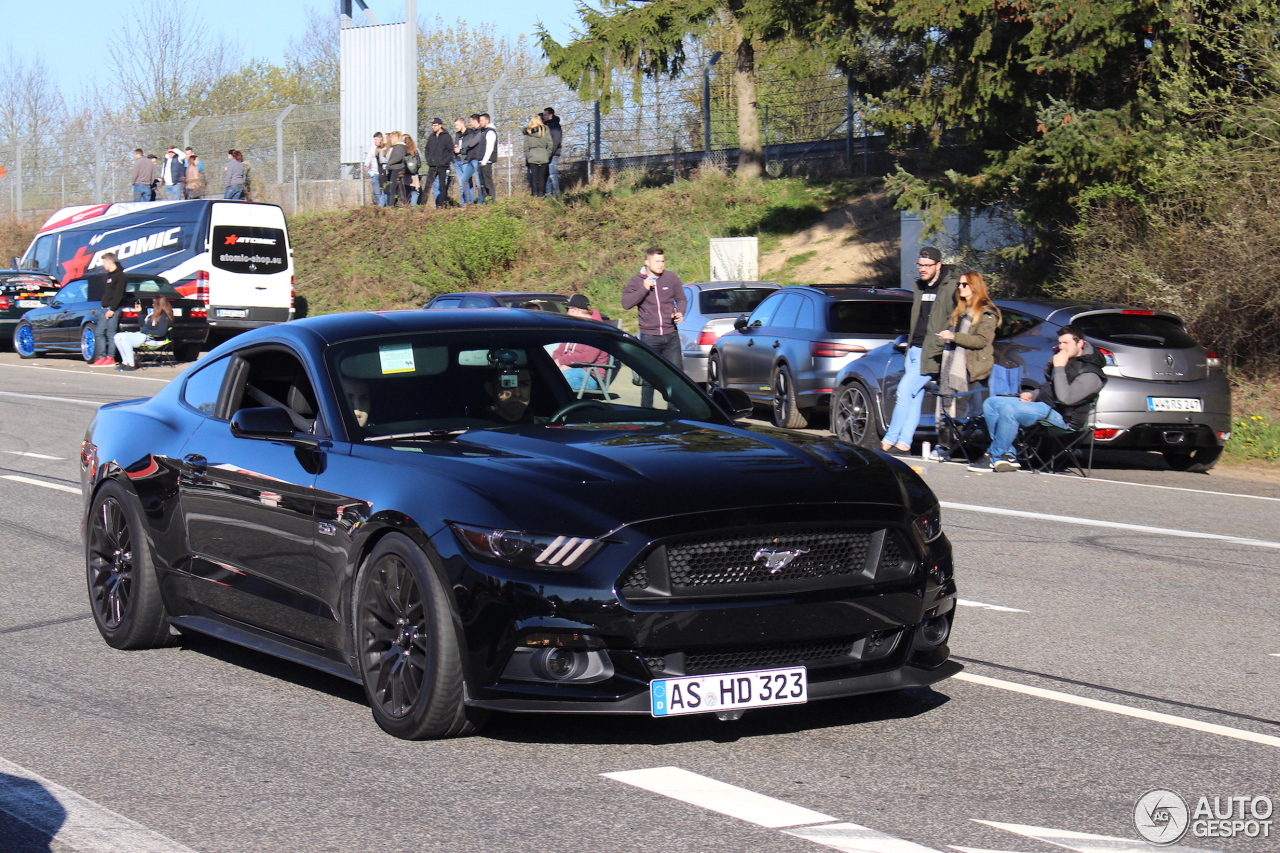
[450,523,604,572]
[912,505,942,544]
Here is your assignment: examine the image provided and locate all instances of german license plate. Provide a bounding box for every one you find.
[1148,397,1203,412]
[217,308,248,318]
[17,300,43,308]
[171,308,183,316]
[650,666,807,717]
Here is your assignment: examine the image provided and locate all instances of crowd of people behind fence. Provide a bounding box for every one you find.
[363,108,563,207]
[128,147,253,203]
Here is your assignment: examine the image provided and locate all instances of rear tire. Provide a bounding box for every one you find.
[175,344,201,363]
[81,323,98,362]
[354,534,486,739]
[771,363,809,429]
[1162,446,1223,473]
[832,382,879,449]
[707,351,724,390]
[86,481,172,649]
[13,322,39,358]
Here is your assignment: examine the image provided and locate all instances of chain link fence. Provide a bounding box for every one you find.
[0,63,885,218]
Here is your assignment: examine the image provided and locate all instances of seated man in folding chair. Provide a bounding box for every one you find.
[551,294,612,395]
[112,296,174,372]
[971,324,1107,473]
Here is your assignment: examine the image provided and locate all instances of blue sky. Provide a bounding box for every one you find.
[5,0,584,99]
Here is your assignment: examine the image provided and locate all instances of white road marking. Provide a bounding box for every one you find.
[1271,654,1280,658]
[1,475,79,494]
[3,450,62,460]
[785,823,941,852]
[601,767,836,828]
[956,599,1028,613]
[0,362,170,382]
[971,820,1219,853]
[954,672,1280,749]
[0,756,201,853]
[941,501,1280,550]
[0,389,102,407]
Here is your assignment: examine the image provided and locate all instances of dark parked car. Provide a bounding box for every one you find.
[13,274,209,362]
[0,270,60,347]
[81,308,959,739]
[708,286,914,429]
[830,299,1231,472]
[425,291,572,313]
[677,281,780,384]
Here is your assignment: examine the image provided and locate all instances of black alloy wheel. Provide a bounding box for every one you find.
[355,534,486,739]
[1162,446,1224,474]
[771,363,809,429]
[832,383,878,449]
[86,481,171,649]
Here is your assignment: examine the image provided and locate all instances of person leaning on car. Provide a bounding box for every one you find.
[972,323,1107,473]
[880,246,960,454]
[622,247,686,407]
[87,252,128,366]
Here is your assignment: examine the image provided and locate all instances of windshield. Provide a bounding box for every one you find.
[494,296,568,313]
[325,328,721,440]
[126,277,183,298]
[827,301,912,335]
[698,287,776,315]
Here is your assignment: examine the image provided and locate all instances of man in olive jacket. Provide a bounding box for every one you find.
[879,245,960,453]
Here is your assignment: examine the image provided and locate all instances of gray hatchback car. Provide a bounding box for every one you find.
[709,286,914,429]
[676,281,780,384]
[830,299,1231,472]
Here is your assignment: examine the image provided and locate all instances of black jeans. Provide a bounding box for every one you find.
[639,332,683,408]
[526,163,548,197]
[477,163,495,202]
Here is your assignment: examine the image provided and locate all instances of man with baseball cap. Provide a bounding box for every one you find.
[422,118,454,207]
[880,245,959,455]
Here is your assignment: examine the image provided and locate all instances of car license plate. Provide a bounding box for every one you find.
[650,666,807,717]
[171,308,183,316]
[17,299,43,307]
[217,308,248,318]
[1148,397,1203,412]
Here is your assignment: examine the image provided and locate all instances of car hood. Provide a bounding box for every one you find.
[417,421,914,535]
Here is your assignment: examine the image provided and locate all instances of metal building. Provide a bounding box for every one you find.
[340,1,418,172]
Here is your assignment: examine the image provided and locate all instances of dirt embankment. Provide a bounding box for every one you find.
[760,189,899,285]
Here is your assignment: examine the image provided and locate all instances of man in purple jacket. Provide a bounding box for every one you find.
[622,246,686,407]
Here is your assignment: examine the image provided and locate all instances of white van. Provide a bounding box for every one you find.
[20,200,295,339]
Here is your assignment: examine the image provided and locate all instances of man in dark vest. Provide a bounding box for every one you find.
[88,252,128,366]
[973,323,1107,472]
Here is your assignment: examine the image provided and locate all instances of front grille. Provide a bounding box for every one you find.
[686,637,856,674]
[616,525,915,599]
[668,528,872,587]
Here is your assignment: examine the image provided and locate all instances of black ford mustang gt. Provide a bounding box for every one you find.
[81,308,959,739]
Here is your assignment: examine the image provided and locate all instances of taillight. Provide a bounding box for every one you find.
[1093,428,1120,440]
[696,329,719,346]
[1121,309,1155,315]
[0,295,8,310]
[195,270,210,305]
[190,306,207,318]
[1206,351,1221,368]
[811,341,867,358]
[120,307,139,319]
[290,277,296,314]
[1095,346,1116,366]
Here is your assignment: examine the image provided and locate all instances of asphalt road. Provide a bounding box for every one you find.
[1,351,1277,853]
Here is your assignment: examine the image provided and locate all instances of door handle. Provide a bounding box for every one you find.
[772,340,781,348]
[747,339,755,347]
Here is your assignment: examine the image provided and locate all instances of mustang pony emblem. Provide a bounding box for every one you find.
[753,547,810,573]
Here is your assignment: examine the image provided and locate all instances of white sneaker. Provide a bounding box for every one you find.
[928,447,951,463]
[993,456,1020,472]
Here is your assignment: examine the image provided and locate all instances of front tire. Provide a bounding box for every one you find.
[13,322,39,358]
[355,534,485,739]
[86,481,172,649]
[1162,446,1223,474]
[832,382,879,448]
[771,363,809,429]
[81,323,98,362]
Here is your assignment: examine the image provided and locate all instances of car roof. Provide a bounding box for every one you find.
[785,285,913,301]
[685,281,781,290]
[433,291,570,300]
[224,308,622,350]
[995,297,1181,323]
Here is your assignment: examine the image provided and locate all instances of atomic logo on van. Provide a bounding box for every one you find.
[225,234,239,245]
[224,234,276,246]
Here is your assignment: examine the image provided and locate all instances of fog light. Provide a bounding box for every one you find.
[532,647,589,681]
[918,616,950,647]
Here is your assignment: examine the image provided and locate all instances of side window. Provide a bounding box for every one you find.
[460,296,490,309]
[56,280,88,304]
[431,296,462,309]
[229,349,321,434]
[794,297,816,331]
[28,235,58,274]
[995,309,1040,340]
[748,292,785,328]
[181,355,233,417]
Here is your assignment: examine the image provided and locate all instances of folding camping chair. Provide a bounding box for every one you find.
[1017,397,1099,477]
[933,385,989,465]
[571,357,618,399]
[133,336,176,368]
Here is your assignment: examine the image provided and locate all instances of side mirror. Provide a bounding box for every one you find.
[892,334,908,354]
[710,386,753,419]
[230,406,319,448]
[733,314,748,331]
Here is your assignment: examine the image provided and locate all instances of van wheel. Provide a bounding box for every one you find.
[1162,446,1223,473]
[293,295,309,320]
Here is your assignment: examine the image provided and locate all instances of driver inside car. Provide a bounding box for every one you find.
[483,368,535,423]
[341,375,372,427]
